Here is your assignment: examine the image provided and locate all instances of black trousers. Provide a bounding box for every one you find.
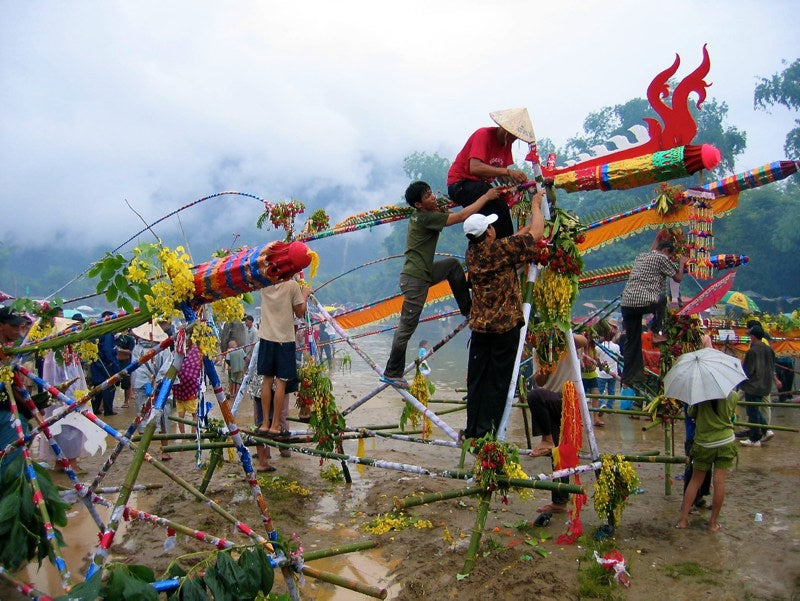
[465,326,521,439]
[448,180,514,239]
[527,388,569,506]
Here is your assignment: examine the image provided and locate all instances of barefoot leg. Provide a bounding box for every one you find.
[678,469,707,528]
[259,376,274,432]
[708,468,727,531]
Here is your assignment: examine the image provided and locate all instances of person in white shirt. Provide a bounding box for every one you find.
[596,321,621,409]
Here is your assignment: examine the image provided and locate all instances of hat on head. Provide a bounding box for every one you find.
[0,306,27,326]
[489,108,536,143]
[607,318,619,327]
[464,213,498,238]
[131,320,169,343]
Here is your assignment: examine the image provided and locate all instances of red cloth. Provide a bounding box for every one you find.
[447,127,514,185]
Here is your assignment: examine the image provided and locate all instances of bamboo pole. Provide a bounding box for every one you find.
[302,540,378,561]
[462,491,492,576]
[394,486,485,510]
[314,297,461,440]
[299,565,387,599]
[497,191,550,441]
[13,376,108,529]
[664,422,672,496]
[0,566,54,601]
[87,418,157,578]
[199,447,223,494]
[4,397,72,590]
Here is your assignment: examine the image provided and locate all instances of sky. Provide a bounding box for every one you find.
[1,0,798,257]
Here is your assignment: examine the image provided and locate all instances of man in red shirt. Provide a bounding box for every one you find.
[447,108,535,239]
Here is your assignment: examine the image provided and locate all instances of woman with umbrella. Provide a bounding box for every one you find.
[665,348,747,532]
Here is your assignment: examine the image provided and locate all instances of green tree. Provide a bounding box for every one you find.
[403,151,450,192]
[754,58,800,157]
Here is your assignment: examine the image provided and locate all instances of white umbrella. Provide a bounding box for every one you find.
[663,348,747,405]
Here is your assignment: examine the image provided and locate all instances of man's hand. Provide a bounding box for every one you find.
[507,169,528,183]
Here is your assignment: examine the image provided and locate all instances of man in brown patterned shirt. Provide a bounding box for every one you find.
[462,190,545,439]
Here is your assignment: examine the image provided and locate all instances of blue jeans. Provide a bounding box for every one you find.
[744,392,767,442]
[597,378,616,408]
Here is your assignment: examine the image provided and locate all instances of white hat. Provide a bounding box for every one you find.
[489,108,536,143]
[464,213,498,238]
[131,320,169,343]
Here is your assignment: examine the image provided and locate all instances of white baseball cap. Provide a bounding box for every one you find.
[463,213,498,238]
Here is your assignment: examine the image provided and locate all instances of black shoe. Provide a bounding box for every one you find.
[104,411,118,416]
[734,430,749,438]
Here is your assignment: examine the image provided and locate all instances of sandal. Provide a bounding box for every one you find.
[256,465,277,473]
[161,453,172,461]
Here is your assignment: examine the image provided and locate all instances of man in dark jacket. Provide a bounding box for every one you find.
[90,311,120,416]
[739,324,778,447]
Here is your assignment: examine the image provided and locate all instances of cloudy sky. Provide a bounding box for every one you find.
[1,0,797,254]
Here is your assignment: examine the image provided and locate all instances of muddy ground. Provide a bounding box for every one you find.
[4,342,800,601]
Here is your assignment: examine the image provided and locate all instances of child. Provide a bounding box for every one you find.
[676,390,740,532]
[225,340,246,399]
[418,339,432,376]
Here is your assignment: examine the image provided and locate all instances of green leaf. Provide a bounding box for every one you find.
[203,568,230,601]
[122,573,158,601]
[535,549,549,558]
[114,273,128,294]
[456,572,469,581]
[55,570,102,601]
[165,562,188,579]
[255,545,274,594]
[87,263,104,278]
[106,287,118,303]
[524,539,539,547]
[103,563,128,600]
[179,575,210,601]
[214,551,241,590]
[236,548,262,598]
[520,553,533,561]
[119,298,135,314]
[0,489,21,522]
[127,564,156,583]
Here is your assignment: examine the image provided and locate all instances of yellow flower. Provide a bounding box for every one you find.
[190,322,217,358]
[74,341,99,363]
[211,297,245,324]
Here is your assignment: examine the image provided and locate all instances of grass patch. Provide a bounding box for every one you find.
[663,561,706,578]
[576,536,627,600]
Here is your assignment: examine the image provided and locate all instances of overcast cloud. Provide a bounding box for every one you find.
[1,0,797,253]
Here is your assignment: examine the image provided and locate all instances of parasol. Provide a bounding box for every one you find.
[720,291,760,312]
[663,348,747,405]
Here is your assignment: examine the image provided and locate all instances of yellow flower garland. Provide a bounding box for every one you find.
[593,454,640,527]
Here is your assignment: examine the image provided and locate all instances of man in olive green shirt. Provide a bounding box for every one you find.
[381,181,500,388]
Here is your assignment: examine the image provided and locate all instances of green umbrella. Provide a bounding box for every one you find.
[720,291,760,312]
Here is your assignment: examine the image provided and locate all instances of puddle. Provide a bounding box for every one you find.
[308,477,371,530]
[15,488,148,594]
[302,547,401,600]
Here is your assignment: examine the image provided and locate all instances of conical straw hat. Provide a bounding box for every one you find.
[131,320,169,343]
[489,108,536,143]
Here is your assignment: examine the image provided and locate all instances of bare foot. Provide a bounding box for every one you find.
[537,503,568,513]
[708,523,723,532]
[593,420,605,427]
[675,520,689,529]
[532,443,554,457]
